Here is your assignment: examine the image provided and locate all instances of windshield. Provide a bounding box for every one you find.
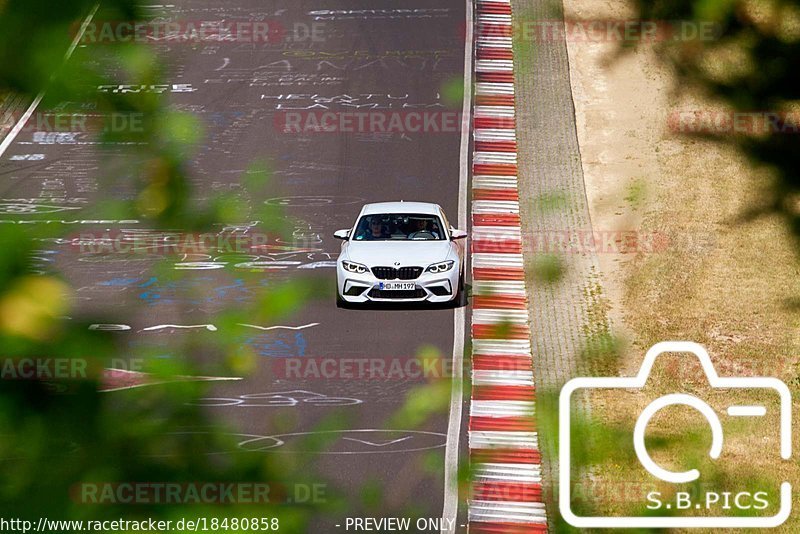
[353,213,446,241]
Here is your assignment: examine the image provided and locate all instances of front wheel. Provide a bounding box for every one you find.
[454,269,466,307]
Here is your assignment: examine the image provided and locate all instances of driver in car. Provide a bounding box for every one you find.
[359,218,390,240]
[407,217,440,240]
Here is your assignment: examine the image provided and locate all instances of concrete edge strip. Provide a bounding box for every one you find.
[468,0,548,532]
[441,0,475,532]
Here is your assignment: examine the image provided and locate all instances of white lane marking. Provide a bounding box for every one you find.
[442,0,473,530]
[0,4,99,159]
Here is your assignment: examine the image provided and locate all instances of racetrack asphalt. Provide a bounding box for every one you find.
[0,1,472,530]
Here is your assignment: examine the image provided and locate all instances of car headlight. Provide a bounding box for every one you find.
[342,260,368,274]
[426,260,455,273]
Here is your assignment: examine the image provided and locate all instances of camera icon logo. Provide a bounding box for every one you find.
[559,341,792,528]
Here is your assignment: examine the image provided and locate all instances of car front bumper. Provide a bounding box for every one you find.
[336,263,460,303]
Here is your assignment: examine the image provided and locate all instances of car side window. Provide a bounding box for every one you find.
[355,218,368,238]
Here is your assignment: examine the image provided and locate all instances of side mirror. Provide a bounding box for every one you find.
[333,229,351,240]
[450,228,468,240]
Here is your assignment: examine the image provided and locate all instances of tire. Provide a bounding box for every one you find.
[336,292,347,309]
[454,270,466,307]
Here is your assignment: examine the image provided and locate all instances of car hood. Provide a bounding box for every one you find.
[345,240,453,267]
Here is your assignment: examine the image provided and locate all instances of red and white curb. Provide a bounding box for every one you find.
[468,0,548,532]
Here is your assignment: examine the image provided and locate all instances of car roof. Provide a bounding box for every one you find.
[360,201,442,216]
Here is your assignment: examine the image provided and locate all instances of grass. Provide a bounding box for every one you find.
[588,129,800,531]
[623,178,647,209]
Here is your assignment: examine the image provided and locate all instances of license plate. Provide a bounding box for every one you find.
[380,282,415,291]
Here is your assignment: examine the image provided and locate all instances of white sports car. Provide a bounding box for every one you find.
[334,202,467,305]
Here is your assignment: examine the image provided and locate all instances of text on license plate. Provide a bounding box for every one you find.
[379,282,415,291]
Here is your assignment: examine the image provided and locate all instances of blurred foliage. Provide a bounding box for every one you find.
[629,0,800,242]
[530,253,565,283]
[532,191,571,214]
[581,332,622,376]
[0,0,330,528]
[439,77,465,109]
[0,1,454,527]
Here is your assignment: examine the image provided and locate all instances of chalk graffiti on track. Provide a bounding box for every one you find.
[188,390,362,407]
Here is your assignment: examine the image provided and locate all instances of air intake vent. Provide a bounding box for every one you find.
[371,267,423,280]
[368,288,426,299]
